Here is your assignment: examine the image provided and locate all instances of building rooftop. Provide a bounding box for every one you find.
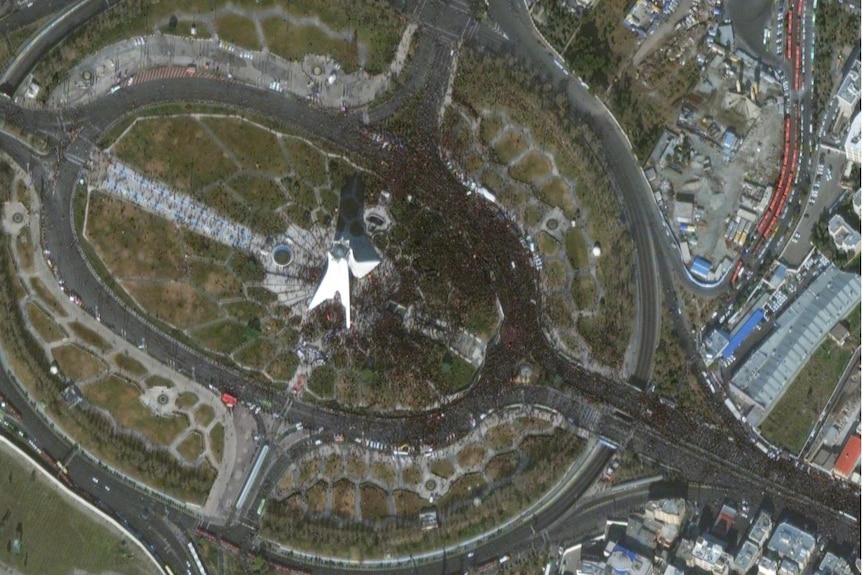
[734,540,761,573]
[816,552,854,575]
[845,112,862,163]
[723,309,764,360]
[731,265,862,417]
[828,214,862,253]
[604,542,653,575]
[834,434,861,478]
[767,522,816,568]
[779,558,801,575]
[747,512,773,546]
[837,60,861,107]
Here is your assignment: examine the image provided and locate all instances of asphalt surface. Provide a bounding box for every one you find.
[0,0,858,572]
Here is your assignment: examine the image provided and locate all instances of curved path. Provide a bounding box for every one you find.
[0,1,857,573]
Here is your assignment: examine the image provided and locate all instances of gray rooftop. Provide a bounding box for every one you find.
[732,265,861,413]
[767,522,816,568]
[837,60,861,106]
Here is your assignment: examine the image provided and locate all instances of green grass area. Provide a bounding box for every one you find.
[26,302,67,343]
[401,464,421,485]
[123,280,220,329]
[209,423,225,463]
[509,150,552,187]
[370,461,397,486]
[52,344,106,381]
[83,375,189,446]
[428,458,455,479]
[230,174,287,211]
[112,352,148,377]
[439,472,486,508]
[544,259,567,291]
[486,423,515,451]
[194,404,216,427]
[761,338,855,454]
[492,129,529,164]
[29,277,67,318]
[176,392,199,409]
[438,355,475,395]
[263,18,359,72]
[393,489,429,517]
[202,117,287,174]
[479,115,504,145]
[144,375,174,388]
[160,20,211,39]
[485,451,520,482]
[0,440,155,575]
[266,351,300,382]
[564,227,588,270]
[456,443,487,468]
[190,319,251,355]
[571,275,596,309]
[189,260,243,299]
[68,321,111,351]
[86,192,187,281]
[178,431,205,461]
[537,176,577,218]
[307,364,335,397]
[234,337,277,371]
[360,483,390,521]
[536,231,559,257]
[214,13,261,50]
[113,117,237,191]
[283,138,329,187]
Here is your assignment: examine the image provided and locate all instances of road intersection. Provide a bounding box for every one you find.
[0,0,857,573]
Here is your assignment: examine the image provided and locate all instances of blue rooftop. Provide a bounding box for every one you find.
[723,309,764,360]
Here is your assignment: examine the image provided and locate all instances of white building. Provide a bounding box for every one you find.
[308,240,380,329]
[828,214,862,254]
[845,112,862,165]
[766,522,816,569]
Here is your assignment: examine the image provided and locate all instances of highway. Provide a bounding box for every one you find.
[0,0,858,572]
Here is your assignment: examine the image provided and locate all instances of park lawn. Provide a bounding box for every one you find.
[439,473,486,509]
[306,481,328,514]
[214,13,261,50]
[267,350,301,381]
[178,431,205,461]
[544,259,567,292]
[437,355,475,395]
[223,299,266,323]
[112,352,148,377]
[282,137,329,187]
[145,375,174,388]
[86,192,186,281]
[760,338,855,454]
[262,18,359,73]
[479,114,504,145]
[428,458,455,479]
[233,337,277,371]
[15,230,35,273]
[181,229,233,261]
[209,423,225,463]
[229,174,287,210]
[29,277,67,318]
[26,302,67,343]
[536,231,559,257]
[509,150,552,187]
[83,375,189,446]
[161,20,212,39]
[360,483,389,521]
[486,423,516,451]
[572,275,596,309]
[113,117,237,191]
[393,489,429,517]
[537,176,577,218]
[175,391,199,409]
[68,321,111,352]
[0,441,156,575]
[202,118,287,174]
[401,464,421,485]
[189,260,243,299]
[565,227,589,270]
[194,404,216,427]
[492,129,530,164]
[456,443,487,469]
[485,451,520,482]
[123,279,220,329]
[331,480,356,519]
[52,344,107,381]
[369,461,397,486]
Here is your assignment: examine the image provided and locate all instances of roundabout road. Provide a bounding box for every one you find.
[0,1,858,572]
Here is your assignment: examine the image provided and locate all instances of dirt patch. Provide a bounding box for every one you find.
[52,344,107,381]
[123,280,219,329]
[359,483,389,521]
[429,458,455,479]
[26,302,67,343]
[177,431,205,461]
[331,479,355,519]
[306,480,329,515]
[456,443,487,469]
[485,451,520,482]
[393,489,430,517]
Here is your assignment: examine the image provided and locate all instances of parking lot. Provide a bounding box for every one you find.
[781,148,849,267]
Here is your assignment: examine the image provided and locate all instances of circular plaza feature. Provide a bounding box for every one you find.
[272,245,293,267]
